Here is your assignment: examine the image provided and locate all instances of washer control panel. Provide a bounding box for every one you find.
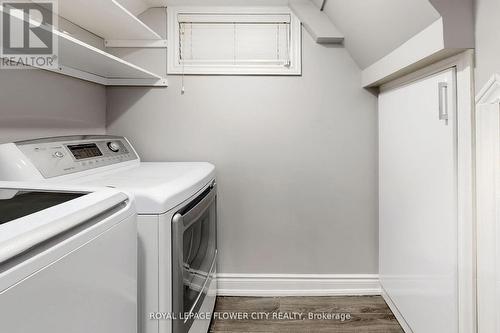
[16,136,138,178]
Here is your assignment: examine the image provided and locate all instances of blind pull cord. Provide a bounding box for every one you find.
[285,24,291,68]
[181,62,185,95]
[179,23,186,94]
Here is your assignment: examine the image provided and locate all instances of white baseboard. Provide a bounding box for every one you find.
[217,274,381,297]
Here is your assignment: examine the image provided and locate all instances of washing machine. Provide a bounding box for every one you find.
[0,135,217,333]
[0,182,137,333]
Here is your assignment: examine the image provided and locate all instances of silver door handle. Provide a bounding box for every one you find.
[174,182,216,231]
[438,82,448,121]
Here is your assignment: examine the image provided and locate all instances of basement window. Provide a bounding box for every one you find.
[167,7,302,75]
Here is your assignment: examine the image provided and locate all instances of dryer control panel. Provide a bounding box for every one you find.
[15,135,139,178]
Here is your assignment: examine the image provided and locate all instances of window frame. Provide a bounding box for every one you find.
[167,6,302,75]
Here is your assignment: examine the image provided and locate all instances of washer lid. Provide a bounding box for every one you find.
[74,162,216,214]
[0,190,85,225]
[0,184,130,264]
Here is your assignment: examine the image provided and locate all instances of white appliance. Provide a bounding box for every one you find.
[379,69,458,332]
[0,182,137,333]
[0,135,217,333]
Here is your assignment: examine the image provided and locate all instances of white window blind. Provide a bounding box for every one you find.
[168,8,301,75]
[179,16,291,66]
[180,22,290,66]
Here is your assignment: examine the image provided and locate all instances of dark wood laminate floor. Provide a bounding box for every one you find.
[209,296,404,333]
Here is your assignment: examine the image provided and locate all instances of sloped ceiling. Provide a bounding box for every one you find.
[315,0,441,69]
[120,0,442,70]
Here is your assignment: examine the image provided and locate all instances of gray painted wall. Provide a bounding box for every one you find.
[474,0,500,89]
[317,0,440,69]
[0,69,106,144]
[107,8,379,274]
[0,15,106,144]
[430,0,474,49]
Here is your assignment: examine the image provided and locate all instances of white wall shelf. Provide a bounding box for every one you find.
[59,0,162,42]
[1,5,167,86]
[54,31,168,86]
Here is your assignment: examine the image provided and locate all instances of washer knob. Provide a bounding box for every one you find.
[107,142,120,152]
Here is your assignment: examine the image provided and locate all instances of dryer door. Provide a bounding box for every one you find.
[172,181,217,333]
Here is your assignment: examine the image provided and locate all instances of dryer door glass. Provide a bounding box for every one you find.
[172,182,217,333]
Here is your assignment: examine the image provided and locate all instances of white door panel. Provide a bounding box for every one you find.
[476,102,500,332]
[379,68,458,333]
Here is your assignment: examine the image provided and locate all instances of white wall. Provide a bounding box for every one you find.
[107,8,379,274]
[474,0,500,89]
